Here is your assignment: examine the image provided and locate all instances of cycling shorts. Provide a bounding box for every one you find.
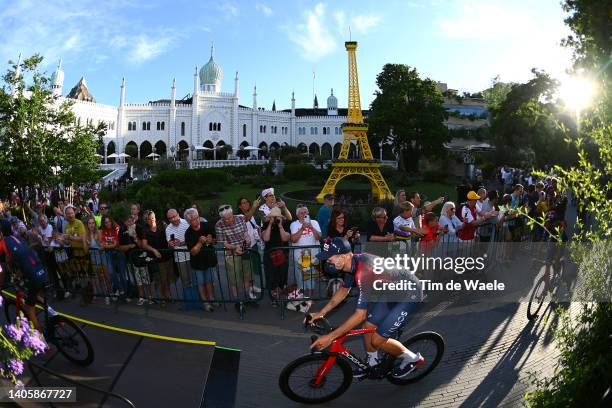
[366,302,419,339]
[24,270,50,307]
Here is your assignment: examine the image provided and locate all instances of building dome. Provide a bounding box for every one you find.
[327,88,337,109]
[51,59,64,87]
[199,44,223,91]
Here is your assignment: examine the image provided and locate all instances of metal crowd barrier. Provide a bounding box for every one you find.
[4,221,543,320]
[30,246,263,320]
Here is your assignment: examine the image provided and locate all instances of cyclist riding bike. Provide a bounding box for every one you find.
[0,220,50,334]
[308,237,424,378]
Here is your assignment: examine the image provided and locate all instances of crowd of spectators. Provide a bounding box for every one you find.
[0,167,568,311]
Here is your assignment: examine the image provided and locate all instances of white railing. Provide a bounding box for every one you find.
[306,159,398,169]
[182,159,269,169]
[99,163,128,183]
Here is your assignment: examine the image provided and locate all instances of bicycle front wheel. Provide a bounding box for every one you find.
[527,277,549,320]
[48,316,95,366]
[279,354,353,404]
[388,331,445,385]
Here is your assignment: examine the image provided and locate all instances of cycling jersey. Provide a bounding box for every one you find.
[0,235,47,282]
[342,253,421,338]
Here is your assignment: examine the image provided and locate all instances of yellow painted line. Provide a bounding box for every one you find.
[2,290,216,346]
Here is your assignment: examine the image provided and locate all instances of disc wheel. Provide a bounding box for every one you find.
[387,331,445,385]
[279,354,353,404]
[48,316,95,366]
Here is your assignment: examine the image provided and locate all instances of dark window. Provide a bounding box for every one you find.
[156,122,160,131]
[161,122,165,130]
[181,122,185,136]
[209,122,213,131]
[147,122,151,131]
[142,121,146,131]
[243,124,247,137]
[218,123,221,131]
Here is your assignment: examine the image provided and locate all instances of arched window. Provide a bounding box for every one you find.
[161,122,165,130]
[156,122,160,131]
[147,122,151,130]
[128,122,132,131]
[243,124,247,137]
[133,121,136,130]
[218,123,221,131]
[181,122,185,136]
[209,122,213,131]
[264,125,266,133]
[142,121,146,131]
[323,127,327,135]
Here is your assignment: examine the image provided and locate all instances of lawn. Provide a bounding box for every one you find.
[196,176,455,216]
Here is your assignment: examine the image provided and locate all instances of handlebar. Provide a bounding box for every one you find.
[304,313,333,335]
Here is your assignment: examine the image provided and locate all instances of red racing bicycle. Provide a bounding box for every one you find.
[279,314,444,404]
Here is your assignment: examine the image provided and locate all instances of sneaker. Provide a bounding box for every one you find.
[137,298,145,306]
[203,302,214,312]
[392,353,424,379]
[104,297,110,305]
[125,297,131,303]
[352,365,368,379]
[64,291,71,299]
[148,298,156,305]
[248,288,258,300]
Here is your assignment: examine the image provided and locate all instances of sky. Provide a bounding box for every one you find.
[0,0,574,110]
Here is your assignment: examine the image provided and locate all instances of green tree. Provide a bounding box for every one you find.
[524,1,612,406]
[0,55,105,197]
[481,76,516,110]
[489,69,578,167]
[368,64,449,172]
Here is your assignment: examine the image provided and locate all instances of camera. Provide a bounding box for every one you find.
[275,218,281,225]
[170,234,175,241]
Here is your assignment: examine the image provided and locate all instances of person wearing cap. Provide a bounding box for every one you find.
[215,204,257,302]
[457,191,485,241]
[308,237,424,379]
[316,194,335,239]
[10,215,27,237]
[258,188,292,225]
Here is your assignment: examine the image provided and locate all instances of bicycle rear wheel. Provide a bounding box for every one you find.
[48,316,95,366]
[527,277,549,320]
[279,354,353,404]
[388,331,445,385]
[3,297,18,323]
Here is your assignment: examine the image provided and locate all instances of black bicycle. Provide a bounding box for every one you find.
[2,283,95,366]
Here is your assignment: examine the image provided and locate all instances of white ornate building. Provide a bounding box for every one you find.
[48,47,362,163]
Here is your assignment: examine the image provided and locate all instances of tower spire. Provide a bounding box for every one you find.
[345,41,363,123]
[316,40,393,203]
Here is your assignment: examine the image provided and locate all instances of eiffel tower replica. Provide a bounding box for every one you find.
[316,41,394,202]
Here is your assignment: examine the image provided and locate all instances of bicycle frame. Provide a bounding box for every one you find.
[312,327,377,386]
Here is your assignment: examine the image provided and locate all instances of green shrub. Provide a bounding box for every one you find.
[283,153,309,165]
[423,169,447,183]
[284,163,315,180]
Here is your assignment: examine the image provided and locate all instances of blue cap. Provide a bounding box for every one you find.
[10,215,18,222]
[316,237,352,261]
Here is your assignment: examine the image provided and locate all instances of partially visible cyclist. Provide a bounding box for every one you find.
[308,237,424,378]
[0,220,50,334]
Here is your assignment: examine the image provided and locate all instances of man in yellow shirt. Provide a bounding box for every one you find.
[63,205,88,278]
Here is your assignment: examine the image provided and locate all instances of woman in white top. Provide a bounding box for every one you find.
[438,201,464,243]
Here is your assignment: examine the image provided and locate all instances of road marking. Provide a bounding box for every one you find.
[2,290,216,346]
